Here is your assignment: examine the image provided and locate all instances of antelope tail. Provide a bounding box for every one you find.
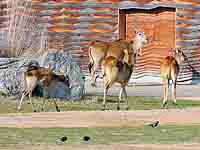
[101,60,106,77]
[88,62,93,74]
[88,47,94,74]
[88,40,97,73]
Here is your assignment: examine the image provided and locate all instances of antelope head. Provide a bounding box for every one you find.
[172,48,186,64]
[132,28,148,56]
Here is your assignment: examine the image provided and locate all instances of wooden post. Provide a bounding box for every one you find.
[119,9,126,40]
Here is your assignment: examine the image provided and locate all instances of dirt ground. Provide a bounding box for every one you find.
[0,107,200,128]
[85,80,200,98]
[3,144,200,150]
[1,107,200,149]
[3,82,200,150]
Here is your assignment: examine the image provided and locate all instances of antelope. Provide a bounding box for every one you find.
[88,29,148,87]
[101,42,136,110]
[18,66,70,112]
[160,48,186,107]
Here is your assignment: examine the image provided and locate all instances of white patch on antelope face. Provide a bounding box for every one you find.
[179,51,186,63]
[174,48,186,64]
[136,32,148,44]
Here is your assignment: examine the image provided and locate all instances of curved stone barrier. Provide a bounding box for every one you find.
[0,52,85,100]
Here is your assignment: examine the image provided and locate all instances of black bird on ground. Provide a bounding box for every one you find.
[146,121,159,128]
[60,136,68,142]
[81,136,90,141]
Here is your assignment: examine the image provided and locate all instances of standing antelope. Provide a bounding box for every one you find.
[18,66,70,112]
[160,48,186,107]
[101,42,138,110]
[88,30,148,87]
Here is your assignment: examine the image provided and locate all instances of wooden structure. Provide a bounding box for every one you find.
[0,0,200,83]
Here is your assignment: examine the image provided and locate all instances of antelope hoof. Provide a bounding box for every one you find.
[41,108,45,112]
[162,101,167,108]
[17,108,22,112]
[91,83,96,87]
[33,110,37,112]
[101,105,106,111]
[173,102,177,105]
[55,106,60,112]
[117,106,120,110]
[126,107,129,110]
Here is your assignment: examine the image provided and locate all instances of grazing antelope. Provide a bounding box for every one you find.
[160,48,186,107]
[18,66,70,112]
[88,29,148,87]
[101,43,136,110]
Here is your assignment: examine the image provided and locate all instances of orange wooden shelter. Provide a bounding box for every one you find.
[0,0,200,83]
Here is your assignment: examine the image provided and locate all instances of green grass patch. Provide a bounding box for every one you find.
[0,96,200,113]
[0,125,200,146]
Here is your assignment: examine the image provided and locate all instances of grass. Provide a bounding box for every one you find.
[0,95,200,113]
[0,125,200,146]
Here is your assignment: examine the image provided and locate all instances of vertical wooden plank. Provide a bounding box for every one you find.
[119,9,126,40]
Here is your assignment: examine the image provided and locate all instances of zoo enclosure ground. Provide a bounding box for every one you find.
[85,79,200,98]
[1,82,200,149]
[0,108,200,128]
[3,144,200,150]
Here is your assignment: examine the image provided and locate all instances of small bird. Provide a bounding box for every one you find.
[146,121,159,128]
[82,136,90,141]
[60,136,68,142]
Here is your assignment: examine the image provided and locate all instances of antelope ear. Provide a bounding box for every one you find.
[134,28,138,34]
[176,48,180,53]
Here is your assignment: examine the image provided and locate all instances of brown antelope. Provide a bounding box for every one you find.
[18,66,70,112]
[88,29,148,87]
[160,48,186,107]
[101,43,136,110]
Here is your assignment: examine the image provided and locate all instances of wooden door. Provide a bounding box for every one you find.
[120,7,176,78]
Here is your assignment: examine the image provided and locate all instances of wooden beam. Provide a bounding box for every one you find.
[119,9,126,40]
